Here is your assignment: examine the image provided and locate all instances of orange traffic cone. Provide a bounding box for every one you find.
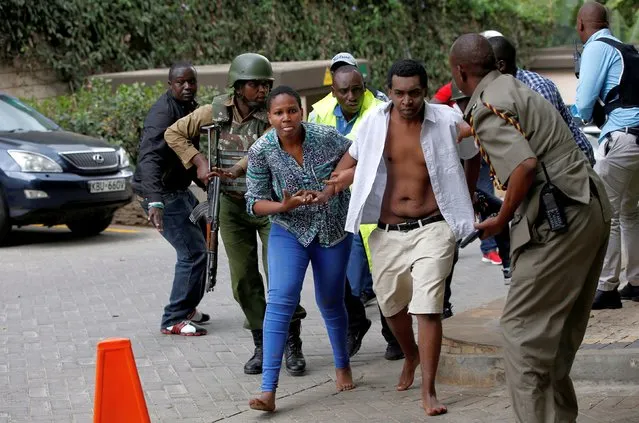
[94,338,150,423]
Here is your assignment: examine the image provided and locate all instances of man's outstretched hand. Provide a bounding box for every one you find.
[209,166,243,180]
[324,168,355,193]
[279,190,315,213]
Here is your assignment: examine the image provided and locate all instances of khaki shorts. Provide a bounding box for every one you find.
[368,220,456,317]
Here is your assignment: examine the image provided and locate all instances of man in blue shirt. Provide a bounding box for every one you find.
[573,2,639,309]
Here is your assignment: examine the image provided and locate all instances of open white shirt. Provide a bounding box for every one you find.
[345,101,478,241]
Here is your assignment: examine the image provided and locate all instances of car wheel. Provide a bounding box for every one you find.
[0,188,11,245]
[66,212,114,237]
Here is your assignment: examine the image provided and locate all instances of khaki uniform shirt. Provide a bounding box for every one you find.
[165,94,270,195]
[464,71,611,253]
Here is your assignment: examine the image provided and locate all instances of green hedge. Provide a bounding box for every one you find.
[11,1,560,166]
[3,0,556,90]
[28,79,219,165]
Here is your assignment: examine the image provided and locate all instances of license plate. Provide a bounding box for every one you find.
[88,179,126,193]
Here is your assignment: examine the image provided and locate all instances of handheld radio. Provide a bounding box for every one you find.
[540,162,568,233]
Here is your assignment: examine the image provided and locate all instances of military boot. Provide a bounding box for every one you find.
[243,329,263,375]
[285,320,306,376]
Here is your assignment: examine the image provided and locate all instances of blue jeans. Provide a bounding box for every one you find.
[142,190,207,328]
[346,232,374,297]
[262,223,352,392]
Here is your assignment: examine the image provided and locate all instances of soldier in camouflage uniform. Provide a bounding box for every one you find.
[165,53,307,376]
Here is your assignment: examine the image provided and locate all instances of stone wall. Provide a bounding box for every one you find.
[0,63,68,99]
[113,186,206,227]
[113,202,150,227]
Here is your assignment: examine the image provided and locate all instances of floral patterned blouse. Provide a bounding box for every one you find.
[245,122,351,247]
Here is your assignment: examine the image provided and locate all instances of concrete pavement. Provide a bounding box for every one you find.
[1,224,638,422]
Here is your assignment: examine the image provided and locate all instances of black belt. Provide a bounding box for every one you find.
[378,214,445,232]
[606,127,639,149]
[626,127,639,137]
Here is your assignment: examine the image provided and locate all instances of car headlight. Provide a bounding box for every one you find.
[117,147,131,168]
[8,150,63,173]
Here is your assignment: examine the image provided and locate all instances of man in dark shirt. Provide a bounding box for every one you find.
[132,62,210,336]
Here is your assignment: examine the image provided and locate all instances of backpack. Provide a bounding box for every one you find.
[591,38,639,128]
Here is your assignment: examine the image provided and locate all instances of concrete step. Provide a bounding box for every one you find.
[438,298,639,387]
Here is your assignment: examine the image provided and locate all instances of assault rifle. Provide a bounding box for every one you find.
[189,124,221,292]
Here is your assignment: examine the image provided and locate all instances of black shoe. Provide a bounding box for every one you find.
[384,342,405,361]
[592,289,622,310]
[503,267,512,285]
[285,320,306,376]
[619,284,639,300]
[360,291,377,307]
[442,305,454,320]
[243,329,263,375]
[347,318,372,357]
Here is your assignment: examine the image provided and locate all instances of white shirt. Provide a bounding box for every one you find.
[345,101,478,241]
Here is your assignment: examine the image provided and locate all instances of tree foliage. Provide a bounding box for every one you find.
[550,0,639,46]
[8,1,561,166]
[1,0,557,90]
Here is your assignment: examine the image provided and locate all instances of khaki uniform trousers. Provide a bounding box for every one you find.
[501,194,610,423]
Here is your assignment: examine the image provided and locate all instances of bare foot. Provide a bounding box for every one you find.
[335,366,355,391]
[248,392,275,412]
[423,393,447,416]
[396,356,420,391]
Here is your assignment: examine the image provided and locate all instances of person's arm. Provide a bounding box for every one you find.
[165,105,212,168]
[245,143,310,216]
[452,111,480,197]
[252,190,312,216]
[211,156,247,179]
[573,41,614,121]
[470,104,537,238]
[138,104,173,204]
[324,150,357,193]
[311,130,351,203]
[464,154,481,198]
[137,103,175,231]
[165,105,218,185]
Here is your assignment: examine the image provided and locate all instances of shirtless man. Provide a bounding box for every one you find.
[327,59,478,416]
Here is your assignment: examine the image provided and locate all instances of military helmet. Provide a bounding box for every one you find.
[227,53,274,88]
[450,80,469,102]
[480,30,503,39]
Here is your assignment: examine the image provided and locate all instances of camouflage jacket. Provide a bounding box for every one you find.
[165,94,270,194]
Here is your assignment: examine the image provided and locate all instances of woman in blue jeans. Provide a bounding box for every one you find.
[245,85,355,412]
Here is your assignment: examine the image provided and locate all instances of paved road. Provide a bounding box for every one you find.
[1,225,636,422]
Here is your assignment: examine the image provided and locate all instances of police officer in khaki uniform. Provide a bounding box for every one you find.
[450,34,611,422]
[165,53,307,376]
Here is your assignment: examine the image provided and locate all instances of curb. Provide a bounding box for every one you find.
[438,347,639,387]
[439,298,639,387]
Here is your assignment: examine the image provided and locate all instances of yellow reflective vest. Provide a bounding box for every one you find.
[308,90,382,270]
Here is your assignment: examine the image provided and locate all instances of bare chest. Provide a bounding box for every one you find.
[384,122,425,166]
